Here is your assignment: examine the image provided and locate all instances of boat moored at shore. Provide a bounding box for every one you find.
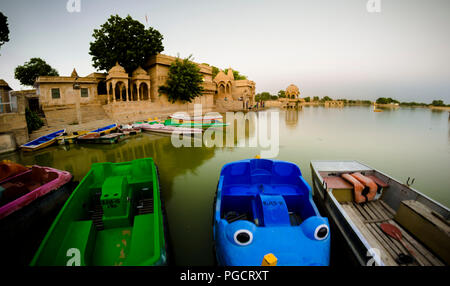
[21,129,65,152]
[310,160,449,266]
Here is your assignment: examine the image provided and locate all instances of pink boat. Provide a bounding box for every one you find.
[0,165,73,265]
[139,123,203,135]
[0,165,72,219]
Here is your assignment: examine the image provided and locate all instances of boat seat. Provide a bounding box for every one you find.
[256,194,291,226]
[126,214,156,265]
[56,220,96,265]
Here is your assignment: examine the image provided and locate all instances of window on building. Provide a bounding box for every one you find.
[51,88,60,99]
[81,88,89,97]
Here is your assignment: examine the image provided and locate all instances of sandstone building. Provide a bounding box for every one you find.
[33,54,256,125]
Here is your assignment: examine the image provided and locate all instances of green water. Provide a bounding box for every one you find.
[1,106,449,265]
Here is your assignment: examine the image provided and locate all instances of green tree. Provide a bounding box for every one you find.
[14,58,59,86]
[304,96,310,102]
[313,96,319,102]
[223,68,247,80]
[321,96,332,102]
[25,107,44,133]
[211,66,220,78]
[277,90,286,98]
[431,100,445,107]
[89,15,164,74]
[0,12,9,51]
[158,56,204,103]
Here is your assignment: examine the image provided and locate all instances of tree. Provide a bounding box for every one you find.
[321,96,332,102]
[158,56,204,103]
[211,66,220,78]
[304,96,310,102]
[431,100,444,106]
[255,92,273,101]
[277,90,286,98]
[89,15,164,74]
[0,12,9,51]
[211,66,247,80]
[313,96,319,102]
[25,108,43,133]
[223,68,247,80]
[14,58,59,86]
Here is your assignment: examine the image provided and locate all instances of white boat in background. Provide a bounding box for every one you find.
[169,112,223,122]
[140,123,202,135]
[310,160,449,266]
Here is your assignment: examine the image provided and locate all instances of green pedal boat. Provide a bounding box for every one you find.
[30,158,167,266]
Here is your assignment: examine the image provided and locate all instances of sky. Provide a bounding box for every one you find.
[0,0,449,103]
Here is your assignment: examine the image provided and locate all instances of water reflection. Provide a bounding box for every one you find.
[1,106,449,265]
[285,109,299,129]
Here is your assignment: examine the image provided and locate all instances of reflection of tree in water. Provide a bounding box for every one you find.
[285,109,299,129]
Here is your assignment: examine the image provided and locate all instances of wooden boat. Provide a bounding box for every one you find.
[77,132,124,144]
[89,123,118,135]
[140,123,202,135]
[30,158,168,266]
[119,124,142,136]
[0,164,73,265]
[0,160,28,181]
[213,159,330,266]
[21,129,65,151]
[310,160,449,266]
[57,130,88,145]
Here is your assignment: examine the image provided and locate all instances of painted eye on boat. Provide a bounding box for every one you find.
[233,229,253,246]
[314,224,329,240]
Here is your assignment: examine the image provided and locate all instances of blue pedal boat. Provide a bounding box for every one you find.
[213,159,330,266]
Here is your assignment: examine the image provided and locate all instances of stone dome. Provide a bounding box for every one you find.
[132,66,148,76]
[286,84,300,98]
[108,62,126,74]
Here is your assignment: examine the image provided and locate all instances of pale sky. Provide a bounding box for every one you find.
[0,0,449,103]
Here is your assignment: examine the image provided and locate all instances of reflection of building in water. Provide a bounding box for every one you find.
[280,84,304,109]
[324,100,344,108]
[285,109,299,128]
[8,135,216,199]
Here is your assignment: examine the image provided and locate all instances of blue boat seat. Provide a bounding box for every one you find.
[255,194,291,226]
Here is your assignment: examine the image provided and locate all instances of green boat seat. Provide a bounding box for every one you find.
[56,220,96,266]
[125,214,158,266]
[129,159,154,185]
[101,176,131,228]
[90,163,113,190]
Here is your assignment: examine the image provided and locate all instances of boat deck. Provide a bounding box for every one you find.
[340,200,445,266]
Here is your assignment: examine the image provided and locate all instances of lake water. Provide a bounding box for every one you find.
[1,106,449,265]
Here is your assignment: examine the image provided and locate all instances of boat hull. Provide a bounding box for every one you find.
[21,129,65,152]
[0,180,73,266]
